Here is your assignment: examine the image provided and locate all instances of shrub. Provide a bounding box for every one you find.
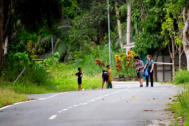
[44,52,60,67]
[174,70,189,84]
[2,52,30,81]
[24,63,48,85]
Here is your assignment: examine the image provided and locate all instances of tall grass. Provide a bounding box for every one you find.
[0,45,120,107]
[49,63,102,91]
[173,70,189,84]
[0,82,28,107]
[171,70,189,125]
[72,45,119,76]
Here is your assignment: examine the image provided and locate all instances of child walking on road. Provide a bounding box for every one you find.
[75,67,82,91]
[102,70,109,89]
[107,65,112,88]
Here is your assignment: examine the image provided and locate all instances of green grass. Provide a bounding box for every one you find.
[49,63,102,91]
[0,63,102,107]
[1,63,102,94]
[0,46,121,107]
[0,83,28,108]
[173,70,189,84]
[171,70,189,125]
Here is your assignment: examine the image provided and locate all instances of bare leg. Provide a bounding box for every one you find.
[140,78,143,86]
[102,79,105,89]
[78,84,82,91]
[106,81,108,88]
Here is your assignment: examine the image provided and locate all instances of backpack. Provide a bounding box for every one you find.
[143,68,148,80]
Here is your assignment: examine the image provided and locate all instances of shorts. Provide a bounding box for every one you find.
[108,82,112,88]
[103,76,109,82]
[78,79,82,85]
[137,72,143,79]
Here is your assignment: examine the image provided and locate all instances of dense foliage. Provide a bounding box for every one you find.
[0,0,189,85]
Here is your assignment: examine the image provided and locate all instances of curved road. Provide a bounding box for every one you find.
[0,82,181,126]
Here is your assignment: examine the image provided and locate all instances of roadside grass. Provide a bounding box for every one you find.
[0,63,102,107]
[0,83,28,108]
[0,46,118,107]
[170,70,189,125]
[1,63,102,94]
[49,63,102,91]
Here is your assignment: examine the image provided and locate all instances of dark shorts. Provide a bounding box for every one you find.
[137,72,143,79]
[78,78,82,85]
[108,82,112,88]
[103,76,109,82]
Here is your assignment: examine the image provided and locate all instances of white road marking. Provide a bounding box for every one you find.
[50,89,127,120]
[49,115,57,120]
[0,100,36,111]
[82,103,88,105]
[58,108,69,113]
[39,93,65,101]
[89,99,95,102]
[0,92,68,111]
[73,105,79,107]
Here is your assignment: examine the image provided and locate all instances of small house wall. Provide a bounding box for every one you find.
[154,54,186,82]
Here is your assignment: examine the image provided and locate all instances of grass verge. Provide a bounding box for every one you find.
[0,63,102,107]
[170,70,189,125]
[0,84,28,108]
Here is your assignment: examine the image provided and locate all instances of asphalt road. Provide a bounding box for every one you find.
[0,82,182,126]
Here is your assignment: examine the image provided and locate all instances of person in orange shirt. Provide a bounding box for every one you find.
[107,65,112,88]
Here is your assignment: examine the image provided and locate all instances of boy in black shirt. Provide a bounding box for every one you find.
[75,67,82,90]
[102,70,109,89]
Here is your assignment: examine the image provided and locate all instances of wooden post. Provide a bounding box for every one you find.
[162,56,165,81]
[154,64,157,81]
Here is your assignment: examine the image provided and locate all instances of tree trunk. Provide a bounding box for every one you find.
[168,38,176,79]
[126,1,131,45]
[140,0,145,32]
[178,46,183,69]
[0,0,4,66]
[183,6,189,71]
[115,2,122,49]
[171,38,175,78]
[184,46,189,70]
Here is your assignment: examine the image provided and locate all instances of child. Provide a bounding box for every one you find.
[75,67,82,90]
[102,70,109,89]
[107,65,112,88]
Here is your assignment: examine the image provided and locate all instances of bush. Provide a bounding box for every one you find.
[2,52,30,81]
[174,70,189,84]
[44,52,60,67]
[23,63,48,85]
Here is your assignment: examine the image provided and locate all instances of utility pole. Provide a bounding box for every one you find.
[107,0,111,65]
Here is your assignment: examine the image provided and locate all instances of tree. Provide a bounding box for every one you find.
[183,1,189,70]
[115,2,123,49]
[133,0,165,56]
[0,0,4,65]
[126,0,131,45]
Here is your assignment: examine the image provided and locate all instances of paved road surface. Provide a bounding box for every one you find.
[0,82,182,126]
